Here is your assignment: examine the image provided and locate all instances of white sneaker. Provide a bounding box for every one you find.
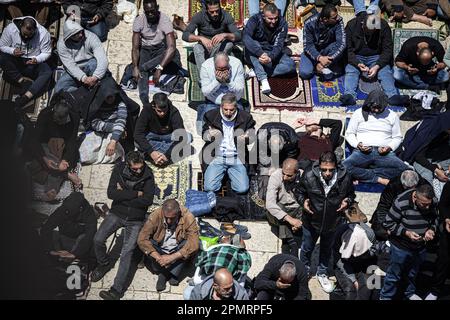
[246,68,256,79]
[261,79,271,95]
[409,294,423,300]
[425,293,438,300]
[317,274,335,293]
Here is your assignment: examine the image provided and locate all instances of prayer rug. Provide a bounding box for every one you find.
[146,159,192,210]
[251,73,312,111]
[189,0,245,27]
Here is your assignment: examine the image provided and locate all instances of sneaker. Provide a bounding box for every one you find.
[246,68,256,79]
[317,274,335,293]
[339,94,356,106]
[168,277,180,286]
[99,288,121,300]
[425,293,438,300]
[14,95,31,108]
[156,273,168,292]
[409,294,423,300]
[261,79,271,95]
[90,263,111,282]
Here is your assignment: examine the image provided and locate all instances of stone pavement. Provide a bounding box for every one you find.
[83,0,418,300]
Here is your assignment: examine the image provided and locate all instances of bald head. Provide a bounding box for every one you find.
[279,261,296,284]
[418,47,433,66]
[212,268,234,299]
[214,268,234,285]
[281,159,298,182]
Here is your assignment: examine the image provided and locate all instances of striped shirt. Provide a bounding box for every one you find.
[383,189,438,251]
[90,102,127,141]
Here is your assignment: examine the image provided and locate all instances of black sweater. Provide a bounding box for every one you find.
[414,132,450,172]
[134,102,185,155]
[254,254,310,300]
[40,192,97,258]
[439,182,450,220]
[62,0,113,19]
[346,17,393,69]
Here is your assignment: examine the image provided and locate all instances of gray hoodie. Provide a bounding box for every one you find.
[189,275,249,300]
[57,19,108,82]
[0,16,51,63]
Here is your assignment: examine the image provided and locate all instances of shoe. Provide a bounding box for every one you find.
[14,95,31,108]
[246,68,256,79]
[19,78,33,94]
[425,293,438,300]
[90,263,111,282]
[428,84,441,94]
[317,274,335,293]
[156,273,168,292]
[168,277,180,286]
[339,94,356,106]
[261,79,271,95]
[409,294,423,300]
[388,94,410,106]
[99,288,121,300]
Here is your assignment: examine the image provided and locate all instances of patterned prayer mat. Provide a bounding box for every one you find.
[189,0,245,26]
[251,73,312,111]
[146,159,192,211]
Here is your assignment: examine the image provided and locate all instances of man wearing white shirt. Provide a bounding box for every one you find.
[343,89,409,185]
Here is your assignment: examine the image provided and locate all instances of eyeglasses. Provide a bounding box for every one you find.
[320,168,336,173]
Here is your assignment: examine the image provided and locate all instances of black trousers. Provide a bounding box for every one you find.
[430,226,450,295]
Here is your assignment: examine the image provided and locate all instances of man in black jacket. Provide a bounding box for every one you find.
[340,13,403,106]
[426,181,450,300]
[40,192,97,260]
[371,170,427,241]
[63,0,112,42]
[91,151,155,300]
[134,92,191,167]
[297,151,355,293]
[255,122,299,175]
[202,93,256,194]
[254,253,310,300]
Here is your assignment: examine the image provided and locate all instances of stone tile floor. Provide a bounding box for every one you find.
[82,0,425,300]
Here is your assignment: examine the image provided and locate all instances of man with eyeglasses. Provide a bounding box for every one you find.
[297,151,355,294]
[343,89,410,186]
[266,159,303,257]
[138,199,199,292]
[197,51,245,134]
[243,2,296,95]
[134,92,191,167]
[92,151,155,300]
[299,4,346,81]
[183,0,241,74]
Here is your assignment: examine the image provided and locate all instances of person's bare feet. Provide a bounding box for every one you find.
[68,172,82,187]
[377,177,390,185]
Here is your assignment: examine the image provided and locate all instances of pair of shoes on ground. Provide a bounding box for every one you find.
[99,288,122,300]
[156,273,180,292]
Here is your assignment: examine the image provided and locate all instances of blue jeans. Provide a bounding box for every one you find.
[348,0,380,15]
[204,156,249,194]
[300,226,335,276]
[93,212,143,295]
[248,53,296,81]
[414,158,450,186]
[393,66,450,89]
[55,58,98,93]
[344,55,398,98]
[299,45,344,80]
[81,16,108,42]
[380,244,426,300]
[343,149,409,183]
[248,0,288,16]
[146,132,174,155]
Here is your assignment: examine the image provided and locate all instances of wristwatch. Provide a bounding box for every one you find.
[155,64,164,71]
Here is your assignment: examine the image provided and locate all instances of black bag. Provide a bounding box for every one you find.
[159,75,186,95]
[212,196,245,222]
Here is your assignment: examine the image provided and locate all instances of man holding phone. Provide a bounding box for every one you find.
[381,183,439,300]
[394,36,448,92]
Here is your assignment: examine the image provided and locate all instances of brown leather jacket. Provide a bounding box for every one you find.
[137,206,199,260]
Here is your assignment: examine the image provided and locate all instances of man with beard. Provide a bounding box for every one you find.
[183,0,241,74]
[297,151,355,293]
[243,3,296,95]
[266,159,303,257]
[343,89,409,186]
[340,12,406,106]
[0,16,52,107]
[91,151,155,300]
[202,93,256,194]
[381,183,439,300]
[189,268,249,300]
[138,199,199,292]
[55,19,108,93]
[299,4,346,80]
[132,0,182,104]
